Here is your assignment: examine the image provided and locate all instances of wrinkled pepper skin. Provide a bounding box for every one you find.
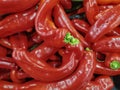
[93,36,120,53]
[0,0,39,15]
[0,8,36,37]
[53,4,88,46]
[83,0,99,25]
[85,4,120,43]
[0,49,95,90]
[82,76,114,90]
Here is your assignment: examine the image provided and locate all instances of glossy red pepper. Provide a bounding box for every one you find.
[10,33,28,50]
[0,49,95,90]
[105,53,120,70]
[82,76,114,90]
[96,0,120,5]
[71,19,90,34]
[0,56,17,70]
[10,69,30,83]
[85,4,120,43]
[0,38,12,49]
[35,0,59,39]
[83,0,99,25]
[0,0,39,15]
[95,61,120,76]
[106,27,120,36]
[93,36,120,53]
[60,0,72,9]
[53,4,88,46]
[77,7,85,14]
[0,8,36,37]
[11,28,83,82]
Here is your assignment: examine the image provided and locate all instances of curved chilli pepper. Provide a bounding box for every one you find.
[105,53,120,70]
[96,0,120,5]
[93,36,120,53]
[60,0,72,9]
[53,4,88,47]
[12,47,80,82]
[95,61,120,76]
[11,30,83,82]
[35,49,95,90]
[71,19,90,34]
[10,69,30,83]
[0,0,39,15]
[82,76,114,90]
[35,0,59,39]
[0,38,12,49]
[83,0,99,25]
[0,8,36,37]
[85,4,120,43]
[30,28,70,60]
[10,70,25,83]
[0,48,95,90]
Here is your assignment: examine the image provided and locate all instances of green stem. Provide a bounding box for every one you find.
[110,60,120,70]
[64,32,79,45]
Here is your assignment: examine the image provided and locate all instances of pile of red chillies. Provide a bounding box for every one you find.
[0,0,120,90]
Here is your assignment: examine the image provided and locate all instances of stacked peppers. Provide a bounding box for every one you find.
[0,0,120,90]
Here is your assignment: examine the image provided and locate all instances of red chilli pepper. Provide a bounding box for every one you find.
[0,8,36,37]
[71,19,90,34]
[85,4,120,43]
[60,0,72,9]
[0,0,39,15]
[95,61,120,76]
[82,76,114,90]
[83,0,99,25]
[11,29,83,82]
[105,53,120,70]
[96,0,120,5]
[35,0,59,39]
[0,38,12,49]
[93,36,120,53]
[0,49,95,90]
[53,4,88,46]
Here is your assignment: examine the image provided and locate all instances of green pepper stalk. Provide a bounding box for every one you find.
[85,47,91,51]
[110,60,120,70]
[64,32,79,45]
